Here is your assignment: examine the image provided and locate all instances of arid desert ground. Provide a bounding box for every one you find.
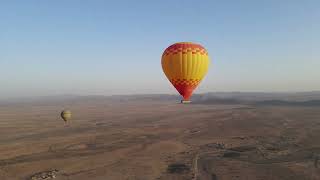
[0,93,320,180]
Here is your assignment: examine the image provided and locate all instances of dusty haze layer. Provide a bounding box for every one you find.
[0,93,320,180]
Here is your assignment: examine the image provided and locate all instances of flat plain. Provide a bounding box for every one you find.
[0,94,320,180]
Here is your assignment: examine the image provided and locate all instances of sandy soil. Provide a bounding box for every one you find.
[0,99,320,180]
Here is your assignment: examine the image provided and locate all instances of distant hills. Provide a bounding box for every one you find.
[193,91,320,101]
[191,92,320,106]
[1,92,320,106]
[254,100,320,106]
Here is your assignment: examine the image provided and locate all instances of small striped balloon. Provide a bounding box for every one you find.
[61,110,72,122]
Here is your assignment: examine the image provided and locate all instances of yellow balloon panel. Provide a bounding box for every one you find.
[161,42,210,83]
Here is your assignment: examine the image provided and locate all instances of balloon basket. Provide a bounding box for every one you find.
[181,100,191,104]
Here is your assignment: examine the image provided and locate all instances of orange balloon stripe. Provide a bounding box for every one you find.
[163,48,208,56]
[162,43,208,56]
[170,78,200,86]
[166,43,205,50]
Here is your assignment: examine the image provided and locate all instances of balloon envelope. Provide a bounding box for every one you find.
[61,110,72,122]
[161,42,210,101]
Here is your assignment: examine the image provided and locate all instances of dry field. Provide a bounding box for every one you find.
[0,97,320,180]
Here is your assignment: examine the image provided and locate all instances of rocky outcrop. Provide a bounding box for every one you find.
[29,169,59,180]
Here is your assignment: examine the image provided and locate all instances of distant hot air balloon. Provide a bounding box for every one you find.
[161,42,210,103]
[61,110,72,122]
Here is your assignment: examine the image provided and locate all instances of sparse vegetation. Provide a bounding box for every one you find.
[228,145,256,152]
[167,163,190,173]
[29,169,59,180]
[222,151,241,158]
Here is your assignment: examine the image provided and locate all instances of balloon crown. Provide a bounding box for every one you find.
[175,42,196,44]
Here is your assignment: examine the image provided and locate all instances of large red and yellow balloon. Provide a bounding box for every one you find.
[161,42,210,101]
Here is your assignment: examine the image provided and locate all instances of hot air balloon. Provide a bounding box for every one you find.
[61,110,72,122]
[161,42,210,103]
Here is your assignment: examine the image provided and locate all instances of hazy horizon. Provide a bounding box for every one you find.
[2,90,320,101]
[1,0,320,98]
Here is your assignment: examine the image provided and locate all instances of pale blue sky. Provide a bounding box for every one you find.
[1,0,319,98]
